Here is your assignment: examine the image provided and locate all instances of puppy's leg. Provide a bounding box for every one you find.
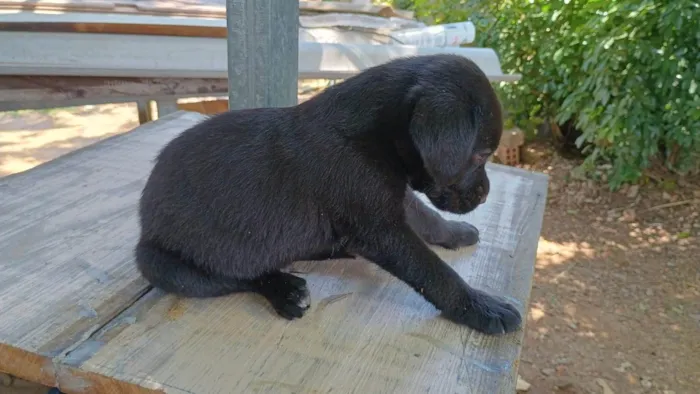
[348,223,521,335]
[136,241,310,319]
[404,188,479,249]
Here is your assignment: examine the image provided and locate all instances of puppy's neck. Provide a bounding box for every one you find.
[301,71,416,138]
[296,68,424,188]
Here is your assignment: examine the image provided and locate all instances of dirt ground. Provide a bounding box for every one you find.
[514,145,700,394]
[1,103,698,394]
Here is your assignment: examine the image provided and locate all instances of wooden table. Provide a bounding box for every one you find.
[0,112,548,393]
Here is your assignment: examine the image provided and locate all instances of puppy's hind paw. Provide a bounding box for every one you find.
[256,272,311,320]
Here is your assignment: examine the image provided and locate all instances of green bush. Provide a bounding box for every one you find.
[393,0,700,189]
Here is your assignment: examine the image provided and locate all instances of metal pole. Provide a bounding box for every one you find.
[225,0,299,110]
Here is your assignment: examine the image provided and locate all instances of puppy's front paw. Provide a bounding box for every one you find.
[257,273,311,320]
[443,289,522,335]
[437,221,479,249]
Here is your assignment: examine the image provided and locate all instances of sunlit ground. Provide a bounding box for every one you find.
[520,195,699,393]
[0,104,140,177]
[0,82,330,178]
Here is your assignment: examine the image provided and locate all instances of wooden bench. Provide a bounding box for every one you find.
[0,0,520,121]
[0,112,548,393]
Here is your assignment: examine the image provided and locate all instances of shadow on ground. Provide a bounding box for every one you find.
[518,148,699,394]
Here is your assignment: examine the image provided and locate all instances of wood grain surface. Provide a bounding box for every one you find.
[0,111,548,393]
[0,0,414,19]
[0,76,229,103]
[225,0,299,110]
[0,32,516,81]
[0,111,206,389]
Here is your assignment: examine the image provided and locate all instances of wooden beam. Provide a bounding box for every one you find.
[0,32,520,82]
[0,21,228,38]
[0,11,422,38]
[0,76,229,102]
[153,98,180,119]
[0,76,228,111]
[225,0,299,109]
[0,0,415,20]
[298,0,414,19]
[136,100,152,124]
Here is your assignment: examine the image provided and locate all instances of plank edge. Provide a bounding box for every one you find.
[502,172,549,393]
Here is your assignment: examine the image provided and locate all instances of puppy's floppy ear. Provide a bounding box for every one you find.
[408,88,477,185]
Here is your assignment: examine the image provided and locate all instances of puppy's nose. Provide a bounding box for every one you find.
[479,194,488,204]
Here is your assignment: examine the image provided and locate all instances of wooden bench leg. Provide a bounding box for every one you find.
[154,99,179,119]
[136,100,152,124]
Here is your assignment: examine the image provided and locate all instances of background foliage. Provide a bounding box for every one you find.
[390,0,699,188]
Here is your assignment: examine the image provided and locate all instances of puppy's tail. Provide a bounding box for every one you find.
[135,241,252,297]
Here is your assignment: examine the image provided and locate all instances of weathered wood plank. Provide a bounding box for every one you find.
[0,32,520,82]
[0,10,422,30]
[226,0,299,110]
[0,21,229,38]
[298,0,414,19]
[0,11,422,39]
[153,99,180,119]
[299,12,424,30]
[0,76,229,104]
[0,0,414,20]
[176,98,229,115]
[0,111,206,388]
[37,113,546,393]
[0,111,547,392]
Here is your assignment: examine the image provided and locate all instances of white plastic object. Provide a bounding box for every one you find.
[389,21,476,47]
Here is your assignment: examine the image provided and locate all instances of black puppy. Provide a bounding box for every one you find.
[135,54,521,335]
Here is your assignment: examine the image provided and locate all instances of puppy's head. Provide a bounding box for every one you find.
[405,55,502,214]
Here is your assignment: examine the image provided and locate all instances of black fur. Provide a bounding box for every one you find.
[135,54,521,335]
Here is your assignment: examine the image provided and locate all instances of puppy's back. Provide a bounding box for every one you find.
[138,106,335,265]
